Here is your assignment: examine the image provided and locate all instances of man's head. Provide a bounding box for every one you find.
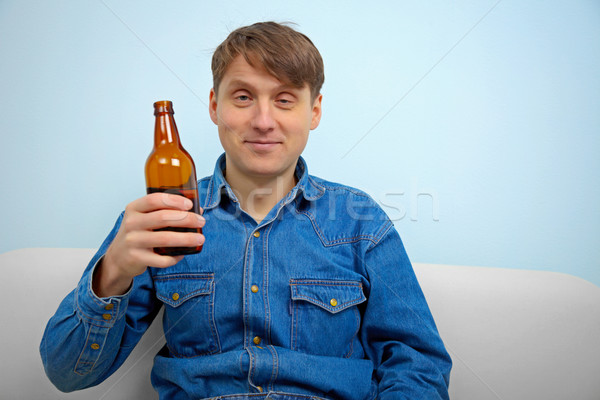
[211,21,324,102]
[208,22,324,191]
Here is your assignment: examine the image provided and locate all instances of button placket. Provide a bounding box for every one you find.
[98,300,119,325]
[244,222,274,387]
[245,344,277,394]
[246,225,268,349]
[74,325,109,375]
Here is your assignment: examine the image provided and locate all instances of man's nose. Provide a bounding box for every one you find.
[251,100,276,132]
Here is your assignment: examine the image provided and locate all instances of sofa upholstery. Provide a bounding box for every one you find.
[1,248,599,399]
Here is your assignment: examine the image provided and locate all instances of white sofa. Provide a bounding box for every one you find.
[1,248,599,399]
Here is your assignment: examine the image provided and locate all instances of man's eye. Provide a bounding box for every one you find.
[277,98,293,106]
[236,95,250,101]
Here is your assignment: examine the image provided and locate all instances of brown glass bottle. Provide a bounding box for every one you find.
[145,100,202,256]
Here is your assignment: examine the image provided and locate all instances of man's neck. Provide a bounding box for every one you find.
[225,168,297,224]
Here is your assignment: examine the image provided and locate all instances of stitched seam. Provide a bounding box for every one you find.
[73,324,94,375]
[155,274,214,306]
[291,295,298,351]
[367,219,394,250]
[291,295,364,313]
[266,345,279,391]
[290,280,362,286]
[263,224,273,345]
[296,208,381,247]
[343,307,361,358]
[154,273,213,280]
[248,346,256,390]
[208,280,222,353]
[242,226,253,348]
[320,185,369,197]
[76,284,119,327]
[203,176,216,209]
[290,280,366,313]
[305,176,326,199]
[157,290,211,307]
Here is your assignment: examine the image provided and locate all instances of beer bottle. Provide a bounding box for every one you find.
[145,100,202,256]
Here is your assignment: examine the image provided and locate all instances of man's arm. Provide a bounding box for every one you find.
[40,193,205,392]
[360,227,452,399]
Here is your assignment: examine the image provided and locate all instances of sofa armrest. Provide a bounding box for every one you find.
[0,248,162,399]
[414,263,600,400]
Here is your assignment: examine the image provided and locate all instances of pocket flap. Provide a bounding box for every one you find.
[155,273,214,307]
[290,279,366,314]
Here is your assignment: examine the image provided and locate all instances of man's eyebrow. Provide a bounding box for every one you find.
[227,79,254,90]
[226,79,300,93]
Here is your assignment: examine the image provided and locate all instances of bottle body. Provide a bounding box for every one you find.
[145,100,202,256]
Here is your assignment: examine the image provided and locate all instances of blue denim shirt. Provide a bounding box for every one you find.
[41,154,451,399]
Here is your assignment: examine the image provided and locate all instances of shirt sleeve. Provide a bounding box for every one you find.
[360,225,452,399]
[39,213,161,392]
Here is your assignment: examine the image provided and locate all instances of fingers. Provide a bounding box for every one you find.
[129,192,194,214]
[126,248,187,270]
[126,230,205,252]
[103,192,205,280]
[126,208,205,231]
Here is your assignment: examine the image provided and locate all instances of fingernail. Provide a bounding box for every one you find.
[161,193,192,209]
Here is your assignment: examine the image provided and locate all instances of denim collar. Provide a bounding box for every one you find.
[203,153,324,210]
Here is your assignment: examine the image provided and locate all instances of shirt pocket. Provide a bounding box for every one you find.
[290,279,366,358]
[154,273,220,358]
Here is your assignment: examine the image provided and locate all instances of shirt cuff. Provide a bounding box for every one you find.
[75,255,130,328]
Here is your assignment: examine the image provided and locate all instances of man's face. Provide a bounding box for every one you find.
[209,55,322,184]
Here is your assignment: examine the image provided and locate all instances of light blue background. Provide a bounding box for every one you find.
[1,1,598,286]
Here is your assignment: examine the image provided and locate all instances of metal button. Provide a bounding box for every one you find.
[90,343,100,350]
[256,386,263,393]
[104,304,114,310]
[253,336,262,345]
[172,293,180,301]
[330,298,338,307]
[102,313,112,320]
[253,231,260,238]
[251,285,259,293]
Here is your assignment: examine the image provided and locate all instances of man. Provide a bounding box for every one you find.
[41,22,452,399]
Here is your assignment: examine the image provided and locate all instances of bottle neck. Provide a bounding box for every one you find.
[154,112,181,147]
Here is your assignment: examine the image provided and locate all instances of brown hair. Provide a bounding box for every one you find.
[211,22,324,101]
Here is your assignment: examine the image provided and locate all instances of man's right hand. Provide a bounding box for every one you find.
[92,192,205,297]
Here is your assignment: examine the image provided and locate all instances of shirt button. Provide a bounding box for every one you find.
[90,343,100,350]
[251,285,259,293]
[172,293,180,301]
[253,231,260,238]
[102,313,112,320]
[104,304,114,310]
[253,336,262,345]
[330,298,338,307]
[256,386,263,393]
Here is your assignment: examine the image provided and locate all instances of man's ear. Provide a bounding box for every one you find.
[310,94,323,130]
[209,88,218,125]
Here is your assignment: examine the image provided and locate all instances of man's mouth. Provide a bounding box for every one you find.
[244,140,281,152]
